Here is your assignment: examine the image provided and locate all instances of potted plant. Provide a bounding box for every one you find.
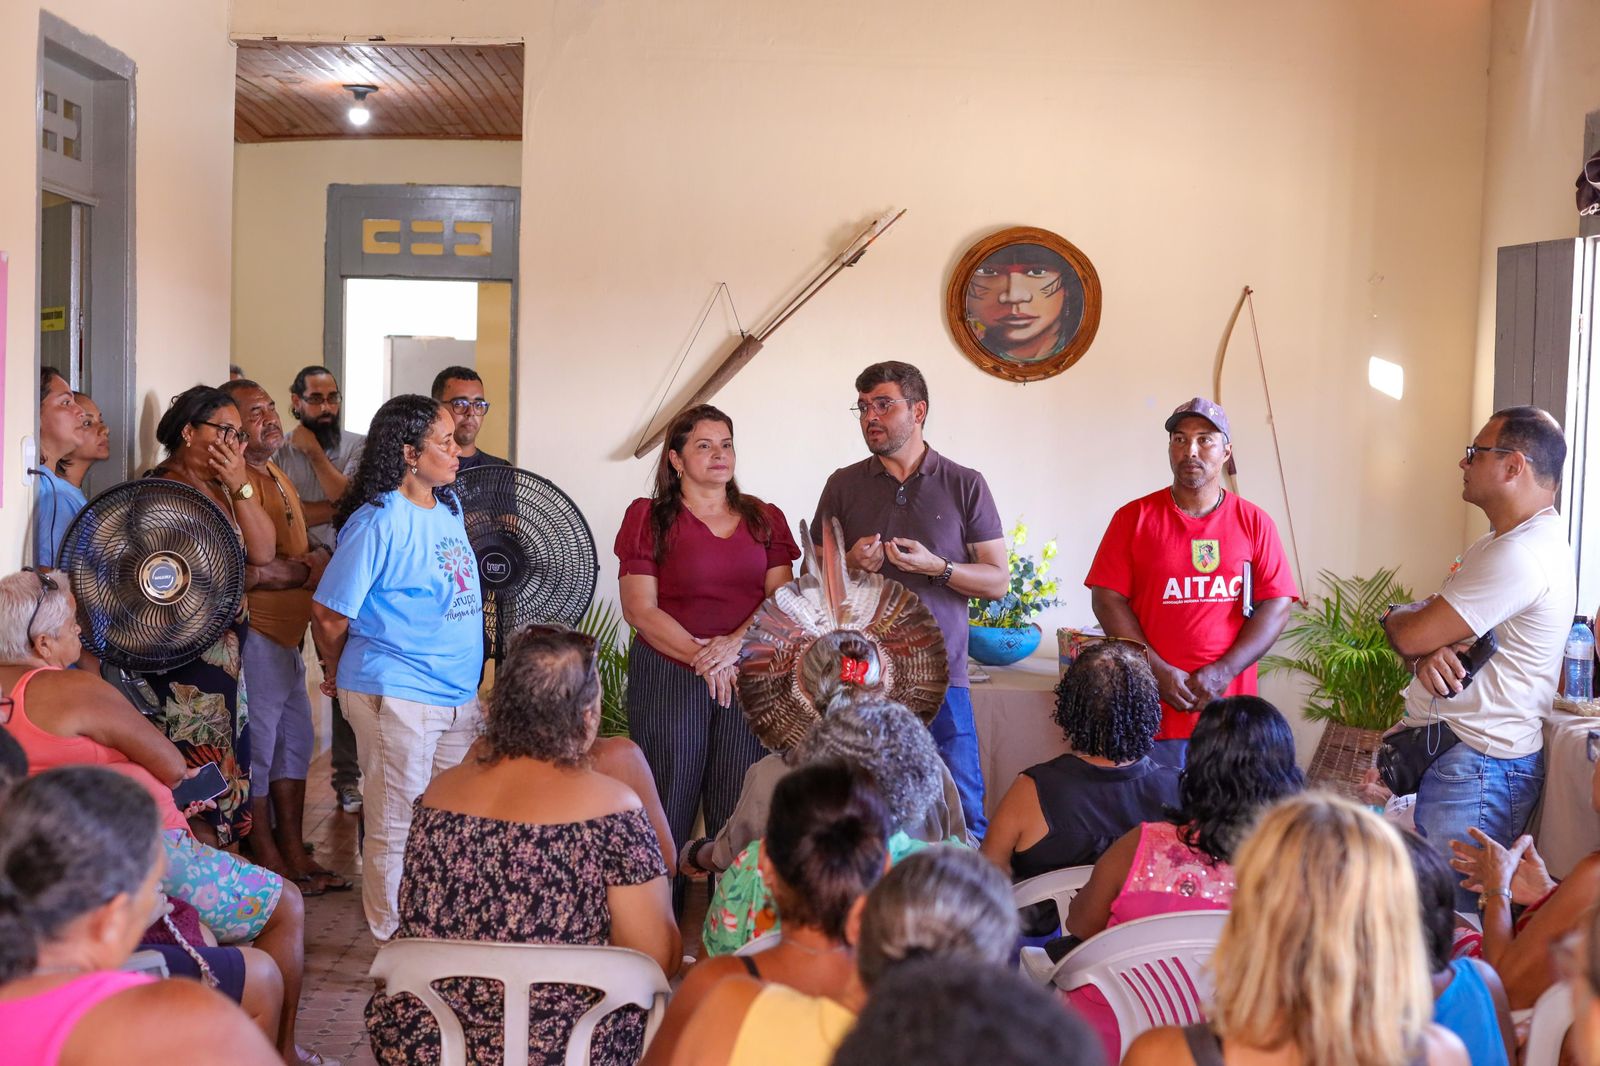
[967,520,1061,666]
[578,599,632,738]
[1261,568,1413,798]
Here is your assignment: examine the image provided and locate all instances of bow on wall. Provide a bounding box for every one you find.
[1212,285,1307,601]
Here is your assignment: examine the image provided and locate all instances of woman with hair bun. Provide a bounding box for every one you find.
[642,759,891,1066]
[0,767,279,1066]
[1065,694,1304,1059]
[310,393,481,941]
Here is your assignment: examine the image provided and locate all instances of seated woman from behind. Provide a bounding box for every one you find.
[1401,831,1514,1066]
[701,687,957,956]
[982,639,1178,880]
[671,844,1018,1066]
[0,767,279,1066]
[644,760,891,1065]
[1124,793,1468,1066]
[366,624,681,1066]
[1064,695,1303,1058]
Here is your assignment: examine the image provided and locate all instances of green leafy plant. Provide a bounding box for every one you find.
[968,519,1061,630]
[1261,569,1413,732]
[577,599,632,738]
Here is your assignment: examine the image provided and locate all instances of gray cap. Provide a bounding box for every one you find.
[1164,397,1237,475]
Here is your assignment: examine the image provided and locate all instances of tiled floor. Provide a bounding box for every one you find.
[292,753,707,1065]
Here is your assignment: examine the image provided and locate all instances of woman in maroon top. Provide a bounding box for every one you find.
[616,404,799,906]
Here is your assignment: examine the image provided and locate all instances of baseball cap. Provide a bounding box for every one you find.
[1163,397,1237,475]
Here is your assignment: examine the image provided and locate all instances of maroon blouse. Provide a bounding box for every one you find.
[614,498,799,654]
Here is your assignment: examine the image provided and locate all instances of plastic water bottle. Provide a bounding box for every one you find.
[1564,615,1595,700]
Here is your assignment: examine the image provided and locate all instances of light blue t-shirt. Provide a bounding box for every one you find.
[314,490,483,706]
[34,467,88,568]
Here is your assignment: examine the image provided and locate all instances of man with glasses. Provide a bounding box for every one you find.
[811,360,1008,839]
[274,364,366,815]
[432,366,507,471]
[1383,406,1574,912]
[1086,398,1297,766]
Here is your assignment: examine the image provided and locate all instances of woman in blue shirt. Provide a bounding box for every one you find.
[311,394,482,940]
[33,369,88,568]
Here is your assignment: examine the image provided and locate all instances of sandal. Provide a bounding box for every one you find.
[306,865,353,892]
[297,1047,340,1066]
[290,873,327,898]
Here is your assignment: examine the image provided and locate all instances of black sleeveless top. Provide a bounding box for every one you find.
[1010,753,1180,880]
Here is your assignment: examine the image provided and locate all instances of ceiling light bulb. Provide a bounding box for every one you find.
[342,84,379,129]
[348,104,370,126]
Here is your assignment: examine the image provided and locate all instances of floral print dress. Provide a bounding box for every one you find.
[367,801,668,1066]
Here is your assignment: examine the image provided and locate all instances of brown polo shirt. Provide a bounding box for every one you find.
[811,444,1003,685]
[245,459,314,649]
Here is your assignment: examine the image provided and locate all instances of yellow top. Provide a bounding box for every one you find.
[728,984,857,1066]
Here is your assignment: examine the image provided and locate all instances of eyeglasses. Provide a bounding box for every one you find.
[299,391,341,406]
[447,398,491,415]
[850,397,912,419]
[21,567,58,641]
[1464,444,1516,463]
[196,421,244,445]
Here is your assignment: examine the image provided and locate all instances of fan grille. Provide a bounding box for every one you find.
[58,479,246,674]
[454,465,598,655]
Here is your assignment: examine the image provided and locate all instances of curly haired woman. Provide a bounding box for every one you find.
[311,394,482,940]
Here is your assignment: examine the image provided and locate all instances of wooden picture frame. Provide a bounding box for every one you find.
[945,226,1102,383]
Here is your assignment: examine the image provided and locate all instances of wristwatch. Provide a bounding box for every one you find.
[932,557,955,587]
[231,481,256,502]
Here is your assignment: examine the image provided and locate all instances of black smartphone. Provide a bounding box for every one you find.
[171,762,228,808]
[1445,630,1499,698]
[1240,561,1254,620]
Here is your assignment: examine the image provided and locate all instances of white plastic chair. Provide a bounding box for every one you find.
[1524,980,1575,1066]
[735,931,782,957]
[1048,910,1229,1060]
[368,938,671,1066]
[1012,865,1094,936]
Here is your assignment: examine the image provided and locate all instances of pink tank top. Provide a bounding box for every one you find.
[1106,820,1236,927]
[0,971,154,1065]
[1,667,188,833]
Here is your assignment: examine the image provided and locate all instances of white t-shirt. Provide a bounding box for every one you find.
[1402,508,1576,757]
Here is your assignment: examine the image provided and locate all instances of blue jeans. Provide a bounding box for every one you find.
[1413,743,1545,913]
[930,686,987,841]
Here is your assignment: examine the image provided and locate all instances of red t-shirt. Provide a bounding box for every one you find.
[1085,489,1297,739]
[614,498,800,659]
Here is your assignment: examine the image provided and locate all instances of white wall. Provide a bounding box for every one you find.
[230,138,522,415]
[0,1,235,563]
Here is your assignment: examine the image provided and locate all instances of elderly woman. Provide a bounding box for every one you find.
[33,368,88,568]
[146,384,277,846]
[366,623,680,1065]
[981,640,1179,880]
[0,767,280,1066]
[700,688,963,956]
[644,761,892,1066]
[1124,794,1468,1066]
[0,569,315,1063]
[671,845,1018,1066]
[311,393,481,941]
[615,403,799,906]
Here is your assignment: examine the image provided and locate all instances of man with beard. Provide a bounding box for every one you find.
[274,365,366,814]
[811,361,1009,838]
[1085,398,1296,766]
[221,379,348,893]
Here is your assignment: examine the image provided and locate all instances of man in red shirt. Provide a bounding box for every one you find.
[1085,398,1297,764]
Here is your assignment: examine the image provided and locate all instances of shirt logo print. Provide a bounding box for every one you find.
[1191,539,1220,574]
[435,537,476,593]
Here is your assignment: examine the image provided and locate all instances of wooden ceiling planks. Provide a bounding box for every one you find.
[234,41,524,143]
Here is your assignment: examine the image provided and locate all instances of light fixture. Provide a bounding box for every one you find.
[1368,356,1404,400]
[343,84,378,127]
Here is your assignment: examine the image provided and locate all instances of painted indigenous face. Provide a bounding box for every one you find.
[966,247,1071,362]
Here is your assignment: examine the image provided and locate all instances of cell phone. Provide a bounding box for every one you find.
[1587,729,1600,764]
[171,762,228,809]
[1240,561,1254,620]
[1445,630,1500,699]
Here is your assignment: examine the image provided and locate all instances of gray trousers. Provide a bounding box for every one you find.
[331,695,360,791]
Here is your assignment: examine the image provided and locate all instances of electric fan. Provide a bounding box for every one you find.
[453,465,599,659]
[56,479,246,675]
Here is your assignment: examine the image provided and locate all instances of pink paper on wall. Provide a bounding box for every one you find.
[0,251,7,508]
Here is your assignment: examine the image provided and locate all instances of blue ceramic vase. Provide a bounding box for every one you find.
[967,623,1042,666]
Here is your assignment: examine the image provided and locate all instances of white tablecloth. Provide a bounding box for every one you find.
[1537,712,1600,878]
[970,658,1069,819]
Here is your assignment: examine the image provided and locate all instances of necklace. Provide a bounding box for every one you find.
[1172,487,1226,519]
[261,465,297,528]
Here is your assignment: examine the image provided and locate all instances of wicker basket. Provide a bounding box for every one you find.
[1306,722,1386,801]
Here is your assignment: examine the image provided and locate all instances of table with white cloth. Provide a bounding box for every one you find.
[1536,710,1600,878]
[970,657,1070,819]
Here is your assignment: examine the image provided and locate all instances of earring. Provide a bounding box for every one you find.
[409,465,419,475]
